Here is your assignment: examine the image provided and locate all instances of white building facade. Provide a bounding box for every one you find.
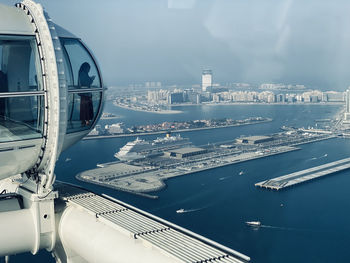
[202,70,212,92]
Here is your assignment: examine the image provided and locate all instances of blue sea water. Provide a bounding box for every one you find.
[11,103,350,263]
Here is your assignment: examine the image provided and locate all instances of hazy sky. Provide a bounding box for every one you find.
[1,0,350,90]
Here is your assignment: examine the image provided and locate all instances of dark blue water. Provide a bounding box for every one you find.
[13,103,350,263]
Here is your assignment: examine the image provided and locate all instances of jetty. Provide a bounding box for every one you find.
[255,157,350,190]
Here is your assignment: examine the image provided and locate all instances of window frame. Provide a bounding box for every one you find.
[60,37,104,134]
[0,34,45,143]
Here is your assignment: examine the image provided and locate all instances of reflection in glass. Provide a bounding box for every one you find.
[78,62,95,126]
[0,95,43,142]
[60,38,101,89]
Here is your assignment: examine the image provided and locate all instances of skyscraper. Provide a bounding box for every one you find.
[202,69,212,92]
[346,89,350,112]
[344,88,350,122]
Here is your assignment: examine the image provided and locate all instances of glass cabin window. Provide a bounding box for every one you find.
[0,35,44,143]
[60,38,101,89]
[0,36,42,92]
[0,95,43,142]
[60,38,103,133]
[67,91,102,132]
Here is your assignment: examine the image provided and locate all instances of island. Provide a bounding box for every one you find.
[85,117,273,139]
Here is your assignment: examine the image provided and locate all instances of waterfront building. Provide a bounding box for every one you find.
[267,94,275,103]
[164,147,207,158]
[286,94,296,103]
[301,90,323,102]
[231,91,257,102]
[185,90,201,104]
[236,135,273,145]
[258,91,275,103]
[346,89,350,112]
[147,89,169,104]
[88,125,101,136]
[212,93,220,102]
[260,83,285,90]
[168,92,184,104]
[331,91,345,102]
[202,69,212,92]
[219,91,232,101]
[344,88,350,122]
[311,95,319,102]
[276,94,286,103]
[105,123,125,134]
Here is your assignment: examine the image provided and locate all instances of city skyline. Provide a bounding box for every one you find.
[1,0,350,90]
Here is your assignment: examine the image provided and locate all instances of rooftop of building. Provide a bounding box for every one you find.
[168,147,206,154]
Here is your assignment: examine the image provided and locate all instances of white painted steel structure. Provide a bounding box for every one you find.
[53,183,250,263]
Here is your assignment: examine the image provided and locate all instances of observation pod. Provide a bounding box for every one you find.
[0,0,104,187]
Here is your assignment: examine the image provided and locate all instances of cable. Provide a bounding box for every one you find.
[37,189,53,199]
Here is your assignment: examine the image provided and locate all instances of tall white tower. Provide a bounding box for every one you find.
[344,88,350,122]
[202,69,212,92]
[346,89,350,113]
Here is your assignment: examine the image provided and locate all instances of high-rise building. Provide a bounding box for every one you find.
[344,88,350,122]
[202,69,212,92]
[168,92,184,104]
[346,89,350,112]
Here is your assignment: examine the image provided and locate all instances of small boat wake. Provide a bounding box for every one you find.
[246,221,261,227]
[259,225,297,231]
[219,170,244,181]
[247,223,304,232]
[176,207,205,214]
[65,158,71,162]
[306,153,328,162]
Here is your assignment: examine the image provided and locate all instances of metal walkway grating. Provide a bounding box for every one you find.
[62,190,250,263]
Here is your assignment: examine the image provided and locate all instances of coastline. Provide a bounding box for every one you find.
[77,130,336,197]
[100,116,121,120]
[169,101,344,107]
[75,175,160,199]
[84,118,273,140]
[113,101,182,114]
[76,145,302,197]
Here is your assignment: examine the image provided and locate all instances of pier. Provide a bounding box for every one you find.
[255,157,350,190]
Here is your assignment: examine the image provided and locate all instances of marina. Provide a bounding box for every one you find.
[255,157,350,190]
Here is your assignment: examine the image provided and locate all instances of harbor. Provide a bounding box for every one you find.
[62,102,350,263]
[255,157,350,190]
[77,128,335,196]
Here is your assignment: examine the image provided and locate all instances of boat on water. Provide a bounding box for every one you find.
[239,171,244,175]
[246,221,261,227]
[176,209,185,214]
[115,133,191,161]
